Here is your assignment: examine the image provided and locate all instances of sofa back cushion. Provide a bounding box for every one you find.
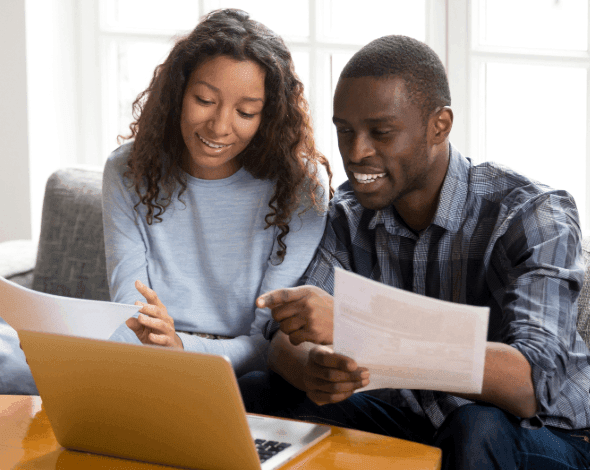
[32,169,110,301]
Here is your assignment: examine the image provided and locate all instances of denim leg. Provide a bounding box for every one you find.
[434,404,590,470]
[291,392,436,445]
[238,370,435,445]
[238,370,308,418]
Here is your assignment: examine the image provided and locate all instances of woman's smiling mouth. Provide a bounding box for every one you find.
[197,133,232,149]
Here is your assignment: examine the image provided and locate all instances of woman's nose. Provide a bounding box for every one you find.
[209,106,232,136]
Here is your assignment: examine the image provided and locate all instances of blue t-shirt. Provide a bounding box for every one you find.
[102,142,328,376]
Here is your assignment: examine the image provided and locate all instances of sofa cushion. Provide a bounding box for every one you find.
[576,236,590,347]
[31,169,110,301]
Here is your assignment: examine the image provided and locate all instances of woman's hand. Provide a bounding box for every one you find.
[126,280,184,349]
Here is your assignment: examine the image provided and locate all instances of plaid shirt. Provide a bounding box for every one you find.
[264,144,589,430]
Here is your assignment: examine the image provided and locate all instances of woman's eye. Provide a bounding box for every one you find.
[336,128,352,135]
[373,129,391,136]
[238,110,256,119]
[196,96,213,104]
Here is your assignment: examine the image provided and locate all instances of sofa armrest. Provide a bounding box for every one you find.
[0,239,37,282]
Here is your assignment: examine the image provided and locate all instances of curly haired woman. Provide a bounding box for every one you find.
[102,9,333,377]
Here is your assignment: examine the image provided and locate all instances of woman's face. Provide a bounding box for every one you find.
[180,55,266,179]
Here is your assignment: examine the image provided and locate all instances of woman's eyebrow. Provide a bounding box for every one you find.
[192,80,264,103]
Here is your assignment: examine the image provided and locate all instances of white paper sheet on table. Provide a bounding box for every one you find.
[0,276,139,340]
[333,268,489,394]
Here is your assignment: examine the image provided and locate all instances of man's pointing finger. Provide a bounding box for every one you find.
[256,286,308,309]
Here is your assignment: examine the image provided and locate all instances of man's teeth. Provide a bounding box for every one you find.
[198,134,229,149]
[354,172,386,184]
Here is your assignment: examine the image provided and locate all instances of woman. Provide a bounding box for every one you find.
[102,9,333,377]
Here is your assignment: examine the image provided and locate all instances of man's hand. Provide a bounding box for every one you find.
[303,345,370,405]
[126,280,183,349]
[256,286,334,345]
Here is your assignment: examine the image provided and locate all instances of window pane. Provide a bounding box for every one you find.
[331,53,353,96]
[483,62,587,229]
[330,53,355,187]
[102,0,201,33]
[204,0,309,39]
[291,51,310,100]
[321,0,426,44]
[478,0,588,51]
[106,39,172,151]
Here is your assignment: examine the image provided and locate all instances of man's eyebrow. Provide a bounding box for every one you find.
[192,80,264,103]
[364,116,400,124]
[332,116,401,125]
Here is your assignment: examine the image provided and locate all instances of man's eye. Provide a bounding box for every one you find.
[373,129,391,135]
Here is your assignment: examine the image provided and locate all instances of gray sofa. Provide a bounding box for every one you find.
[1,168,590,396]
[0,168,109,394]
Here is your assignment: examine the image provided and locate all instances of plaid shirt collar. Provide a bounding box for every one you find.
[368,143,470,236]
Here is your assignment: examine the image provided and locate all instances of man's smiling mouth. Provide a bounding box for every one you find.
[353,172,386,184]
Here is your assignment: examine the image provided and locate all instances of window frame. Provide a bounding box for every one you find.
[447,0,590,234]
[76,0,447,187]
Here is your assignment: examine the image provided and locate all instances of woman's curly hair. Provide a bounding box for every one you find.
[120,8,334,264]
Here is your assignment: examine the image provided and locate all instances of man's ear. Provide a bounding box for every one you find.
[430,106,453,145]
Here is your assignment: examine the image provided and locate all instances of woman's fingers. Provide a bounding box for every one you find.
[126,317,143,334]
[132,281,180,349]
[148,332,174,346]
[136,302,165,320]
[135,280,165,307]
[137,313,173,335]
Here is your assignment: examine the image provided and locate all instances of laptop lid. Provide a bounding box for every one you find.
[19,330,265,470]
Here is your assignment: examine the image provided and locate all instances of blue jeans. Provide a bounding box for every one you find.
[238,371,590,470]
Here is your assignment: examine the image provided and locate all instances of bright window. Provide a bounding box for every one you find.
[448,0,590,234]
[85,0,432,188]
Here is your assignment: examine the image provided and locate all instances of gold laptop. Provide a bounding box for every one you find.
[19,330,331,470]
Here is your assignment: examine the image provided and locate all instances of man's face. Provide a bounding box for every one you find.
[333,76,438,211]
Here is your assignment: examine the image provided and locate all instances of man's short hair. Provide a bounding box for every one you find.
[340,35,451,124]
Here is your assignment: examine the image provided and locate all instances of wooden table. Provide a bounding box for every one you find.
[0,395,442,470]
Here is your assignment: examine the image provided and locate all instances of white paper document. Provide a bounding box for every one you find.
[0,276,139,340]
[333,268,489,394]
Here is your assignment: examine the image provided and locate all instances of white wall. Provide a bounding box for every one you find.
[25,0,79,242]
[0,0,31,243]
[0,0,80,244]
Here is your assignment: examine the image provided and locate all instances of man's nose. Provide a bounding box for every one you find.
[347,133,375,162]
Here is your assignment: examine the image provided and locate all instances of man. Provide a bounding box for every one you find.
[238,35,590,469]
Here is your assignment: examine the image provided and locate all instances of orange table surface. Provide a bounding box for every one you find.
[0,395,441,470]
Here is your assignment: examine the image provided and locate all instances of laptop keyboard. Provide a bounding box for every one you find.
[254,438,292,463]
